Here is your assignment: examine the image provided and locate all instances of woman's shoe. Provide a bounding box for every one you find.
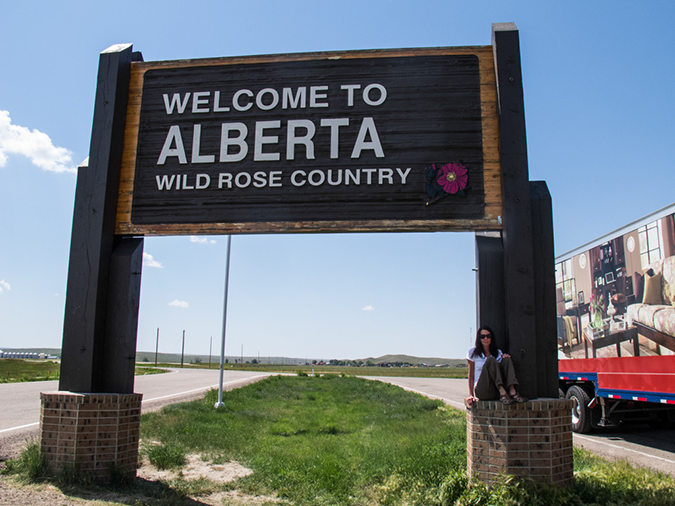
[500,395,514,405]
[511,393,527,403]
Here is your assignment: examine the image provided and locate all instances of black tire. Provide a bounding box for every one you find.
[566,385,592,433]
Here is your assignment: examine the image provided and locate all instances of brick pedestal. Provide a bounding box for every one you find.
[466,398,574,486]
[39,392,142,481]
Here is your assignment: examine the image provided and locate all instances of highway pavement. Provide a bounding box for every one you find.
[1,369,674,477]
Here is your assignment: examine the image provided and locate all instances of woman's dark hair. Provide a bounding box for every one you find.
[471,325,499,358]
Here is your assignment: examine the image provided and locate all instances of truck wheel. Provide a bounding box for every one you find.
[566,385,592,433]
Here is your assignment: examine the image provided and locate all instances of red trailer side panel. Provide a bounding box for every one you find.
[559,356,675,395]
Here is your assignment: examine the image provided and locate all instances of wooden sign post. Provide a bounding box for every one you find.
[490,24,558,401]
[46,24,568,485]
[42,44,145,481]
[468,24,571,487]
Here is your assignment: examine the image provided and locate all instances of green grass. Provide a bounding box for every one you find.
[141,374,466,505]
[4,375,675,505]
[433,449,675,506]
[134,365,169,376]
[0,359,167,383]
[571,448,675,506]
[139,374,675,506]
[0,359,61,382]
[143,443,188,470]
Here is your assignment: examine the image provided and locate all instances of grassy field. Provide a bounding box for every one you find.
[0,359,166,383]
[0,357,467,384]
[138,375,675,506]
[168,361,469,378]
[141,374,466,505]
[4,374,675,505]
[0,359,61,382]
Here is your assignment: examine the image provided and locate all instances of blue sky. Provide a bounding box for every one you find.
[1,1,674,360]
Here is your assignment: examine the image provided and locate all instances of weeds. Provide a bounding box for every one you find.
[573,448,675,506]
[143,443,188,470]
[168,475,222,497]
[56,462,87,487]
[1,439,48,482]
[430,452,675,506]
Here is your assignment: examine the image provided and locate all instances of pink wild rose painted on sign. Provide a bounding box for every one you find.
[437,163,468,194]
[424,162,469,205]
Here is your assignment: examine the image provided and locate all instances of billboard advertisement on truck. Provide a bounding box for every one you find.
[556,204,675,432]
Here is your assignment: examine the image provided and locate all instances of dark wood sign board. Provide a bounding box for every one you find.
[116,47,501,235]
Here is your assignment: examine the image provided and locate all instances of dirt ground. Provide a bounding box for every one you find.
[0,387,280,506]
[0,460,279,506]
[0,450,281,506]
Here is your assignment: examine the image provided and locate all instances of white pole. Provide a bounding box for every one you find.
[154,328,159,366]
[215,235,232,408]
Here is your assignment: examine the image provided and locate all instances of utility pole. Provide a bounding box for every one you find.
[181,330,185,368]
[209,336,212,369]
[154,328,159,366]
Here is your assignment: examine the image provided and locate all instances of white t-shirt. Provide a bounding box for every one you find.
[467,347,503,388]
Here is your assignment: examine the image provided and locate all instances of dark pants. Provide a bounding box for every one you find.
[475,356,519,400]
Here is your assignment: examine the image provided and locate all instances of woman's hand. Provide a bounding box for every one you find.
[466,396,476,406]
[502,353,511,358]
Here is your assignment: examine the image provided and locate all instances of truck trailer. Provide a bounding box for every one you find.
[556,204,675,432]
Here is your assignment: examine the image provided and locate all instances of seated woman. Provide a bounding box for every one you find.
[466,325,526,405]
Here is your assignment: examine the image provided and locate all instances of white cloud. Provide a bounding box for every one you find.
[143,252,163,268]
[362,305,375,312]
[169,299,189,308]
[0,280,10,294]
[0,110,76,174]
[190,236,217,245]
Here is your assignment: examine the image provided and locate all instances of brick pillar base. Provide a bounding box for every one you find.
[466,398,574,486]
[39,392,142,481]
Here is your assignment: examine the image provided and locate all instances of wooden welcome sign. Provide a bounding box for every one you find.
[56,28,560,485]
[116,47,502,235]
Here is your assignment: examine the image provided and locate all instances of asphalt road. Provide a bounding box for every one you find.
[1,369,674,477]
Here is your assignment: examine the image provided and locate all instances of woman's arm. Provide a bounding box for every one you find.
[467,359,475,398]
